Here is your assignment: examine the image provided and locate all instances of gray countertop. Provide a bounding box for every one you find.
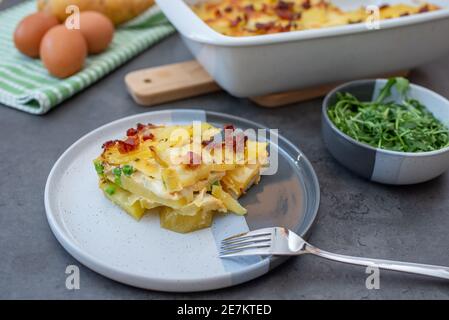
[1,0,448,300]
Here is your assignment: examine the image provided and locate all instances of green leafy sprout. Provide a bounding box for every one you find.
[327,77,449,153]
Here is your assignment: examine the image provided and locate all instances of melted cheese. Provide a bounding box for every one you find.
[192,0,440,37]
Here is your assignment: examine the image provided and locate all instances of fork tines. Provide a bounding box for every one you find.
[219,228,274,258]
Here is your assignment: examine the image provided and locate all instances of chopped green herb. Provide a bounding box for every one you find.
[94,161,104,175]
[112,167,122,186]
[207,180,221,192]
[122,165,134,176]
[112,167,122,176]
[105,185,116,195]
[328,77,449,153]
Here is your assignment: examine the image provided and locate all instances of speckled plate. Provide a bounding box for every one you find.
[44,109,320,292]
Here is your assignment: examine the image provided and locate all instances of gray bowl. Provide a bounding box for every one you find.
[322,79,449,185]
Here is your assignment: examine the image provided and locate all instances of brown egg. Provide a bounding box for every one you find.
[78,11,115,54]
[14,12,59,58]
[40,25,87,78]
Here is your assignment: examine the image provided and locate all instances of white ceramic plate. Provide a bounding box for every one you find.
[45,109,320,292]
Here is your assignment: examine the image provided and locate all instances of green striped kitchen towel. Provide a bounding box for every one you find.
[0,0,175,115]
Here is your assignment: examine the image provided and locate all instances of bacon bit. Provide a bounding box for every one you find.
[148,123,161,129]
[261,3,269,13]
[223,124,241,151]
[224,6,233,13]
[143,133,155,141]
[202,137,214,147]
[255,22,275,31]
[126,128,138,136]
[379,4,390,10]
[223,127,248,153]
[278,24,292,33]
[215,9,222,17]
[302,0,311,10]
[224,124,236,131]
[276,9,298,20]
[400,12,410,17]
[185,151,201,169]
[102,140,117,149]
[137,123,160,132]
[244,4,254,13]
[276,1,293,11]
[224,131,234,149]
[127,136,139,145]
[230,16,242,27]
[223,137,249,152]
[204,139,222,151]
[137,123,146,131]
[419,5,429,13]
[117,137,139,154]
[234,132,247,153]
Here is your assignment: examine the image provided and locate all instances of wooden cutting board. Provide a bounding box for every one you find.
[125,60,409,108]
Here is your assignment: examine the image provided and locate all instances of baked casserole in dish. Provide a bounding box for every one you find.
[192,0,439,37]
[157,0,449,97]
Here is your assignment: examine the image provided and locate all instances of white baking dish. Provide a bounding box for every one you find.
[156,0,449,97]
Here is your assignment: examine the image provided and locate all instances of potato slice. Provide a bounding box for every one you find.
[99,180,145,220]
[160,207,213,234]
[162,168,183,192]
[212,185,247,215]
[221,164,261,198]
[109,173,187,209]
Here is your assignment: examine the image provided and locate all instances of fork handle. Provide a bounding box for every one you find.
[305,245,449,280]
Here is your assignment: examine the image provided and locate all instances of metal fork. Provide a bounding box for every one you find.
[220,227,449,280]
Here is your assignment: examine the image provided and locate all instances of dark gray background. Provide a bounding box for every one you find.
[1,0,448,299]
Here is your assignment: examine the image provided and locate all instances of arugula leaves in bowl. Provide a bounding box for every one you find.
[327,78,449,153]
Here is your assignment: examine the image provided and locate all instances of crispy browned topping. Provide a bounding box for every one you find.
[192,0,440,37]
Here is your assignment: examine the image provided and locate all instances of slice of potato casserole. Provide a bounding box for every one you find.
[94,122,268,233]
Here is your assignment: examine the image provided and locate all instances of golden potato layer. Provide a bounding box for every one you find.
[192,0,440,37]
